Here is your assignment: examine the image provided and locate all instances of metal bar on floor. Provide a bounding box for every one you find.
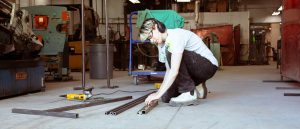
[276,87,300,90]
[262,80,297,83]
[46,96,132,112]
[137,100,158,115]
[12,109,79,118]
[284,93,300,96]
[105,92,155,115]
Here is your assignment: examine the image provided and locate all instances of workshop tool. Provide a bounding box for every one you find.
[12,96,133,118]
[60,93,88,101]
[60,87,94,101]
[137,100,158,115]
[105,91,155,115]
[154,83,161,89]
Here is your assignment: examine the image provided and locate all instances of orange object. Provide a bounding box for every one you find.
[34,15,48,29]
[36,35,43,42]
[192,25,235,66]
[61,11,70,21]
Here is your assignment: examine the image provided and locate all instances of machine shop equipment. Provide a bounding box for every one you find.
[0,0,45,98]
[22,6,71,81]
[0,0,43,59]
[22,5,99,81]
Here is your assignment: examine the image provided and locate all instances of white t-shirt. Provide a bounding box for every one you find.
[158,28,218,67]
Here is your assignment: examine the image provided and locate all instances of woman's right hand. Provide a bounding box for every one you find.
[145,92,159,106]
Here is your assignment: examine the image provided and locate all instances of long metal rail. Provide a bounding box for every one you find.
[12,96,132,118]
[105,92,155,115]
[284,93,300,96]
[46,96,132,112]
[12,109,79,118]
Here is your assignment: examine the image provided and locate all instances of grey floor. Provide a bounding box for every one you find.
[1,62,300,129]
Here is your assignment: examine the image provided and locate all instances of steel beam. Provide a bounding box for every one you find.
[262,80,297,83]
[12,96,132,118]
[12,109,79,118]
[46,96,132,112]
[284,93,300,96]
[105,92,155,115]
[276,87,300,90]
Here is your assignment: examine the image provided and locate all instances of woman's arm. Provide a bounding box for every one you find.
[145,53,183,105]
[156,53,182,97]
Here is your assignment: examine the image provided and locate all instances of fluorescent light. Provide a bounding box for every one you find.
[129,0,140,4]
[278,5,283,11]
[272,11,280,16]
[176,0,191,2]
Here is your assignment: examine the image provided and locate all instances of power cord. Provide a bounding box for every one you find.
[92,89,157,96]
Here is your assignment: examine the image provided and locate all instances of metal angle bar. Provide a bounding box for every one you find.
[106,93,151,115]
[113,97,146,115]
[108,94,146,112]
[284,93,300,96]
[105,99,138,114]
[46,96,132,112]
[105,94,147,114]
[106,95,145,115]
[262,80,297,83]
[12,109,79,118]
[105,92,155,115]
[137,101,158,115]
[276,87,300,90]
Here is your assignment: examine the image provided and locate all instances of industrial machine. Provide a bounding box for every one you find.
[22,5,99,80]
[0,0,45,98]
[0,0,43,59]
[22,6,72,81]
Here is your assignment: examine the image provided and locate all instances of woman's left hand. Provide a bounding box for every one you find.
[145,92,160,106]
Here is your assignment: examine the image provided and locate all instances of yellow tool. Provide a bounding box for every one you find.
[60,93,88,101]
[154,83,161,89]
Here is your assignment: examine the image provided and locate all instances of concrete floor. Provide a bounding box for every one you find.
[1,62,300,129]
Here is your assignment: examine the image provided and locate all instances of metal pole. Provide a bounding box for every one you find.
[12,109,79,119]
[81,0,86,91]
[105,0,110,88]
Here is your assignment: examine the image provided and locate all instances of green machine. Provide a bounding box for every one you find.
[22,6,71,81]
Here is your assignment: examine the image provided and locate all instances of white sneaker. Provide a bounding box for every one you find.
[169,90,199,106]
[196,82,207,99]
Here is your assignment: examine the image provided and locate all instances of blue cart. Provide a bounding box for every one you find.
[128,11,165,85]
[128,10,185,85]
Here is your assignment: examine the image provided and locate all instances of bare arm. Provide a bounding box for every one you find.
[145,53,183,105]
[156,53,182,97]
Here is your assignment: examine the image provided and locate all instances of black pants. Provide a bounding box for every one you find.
[161,50,218,103]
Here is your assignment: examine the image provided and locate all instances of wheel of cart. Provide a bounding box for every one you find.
[128,10,185,85]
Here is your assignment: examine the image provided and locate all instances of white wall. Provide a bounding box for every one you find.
[94,0,126,38]
[34,0,50,5]
[249,9,281,23]
[270,23,281,49]
[20,0,30,7]
[238,0,281,23]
